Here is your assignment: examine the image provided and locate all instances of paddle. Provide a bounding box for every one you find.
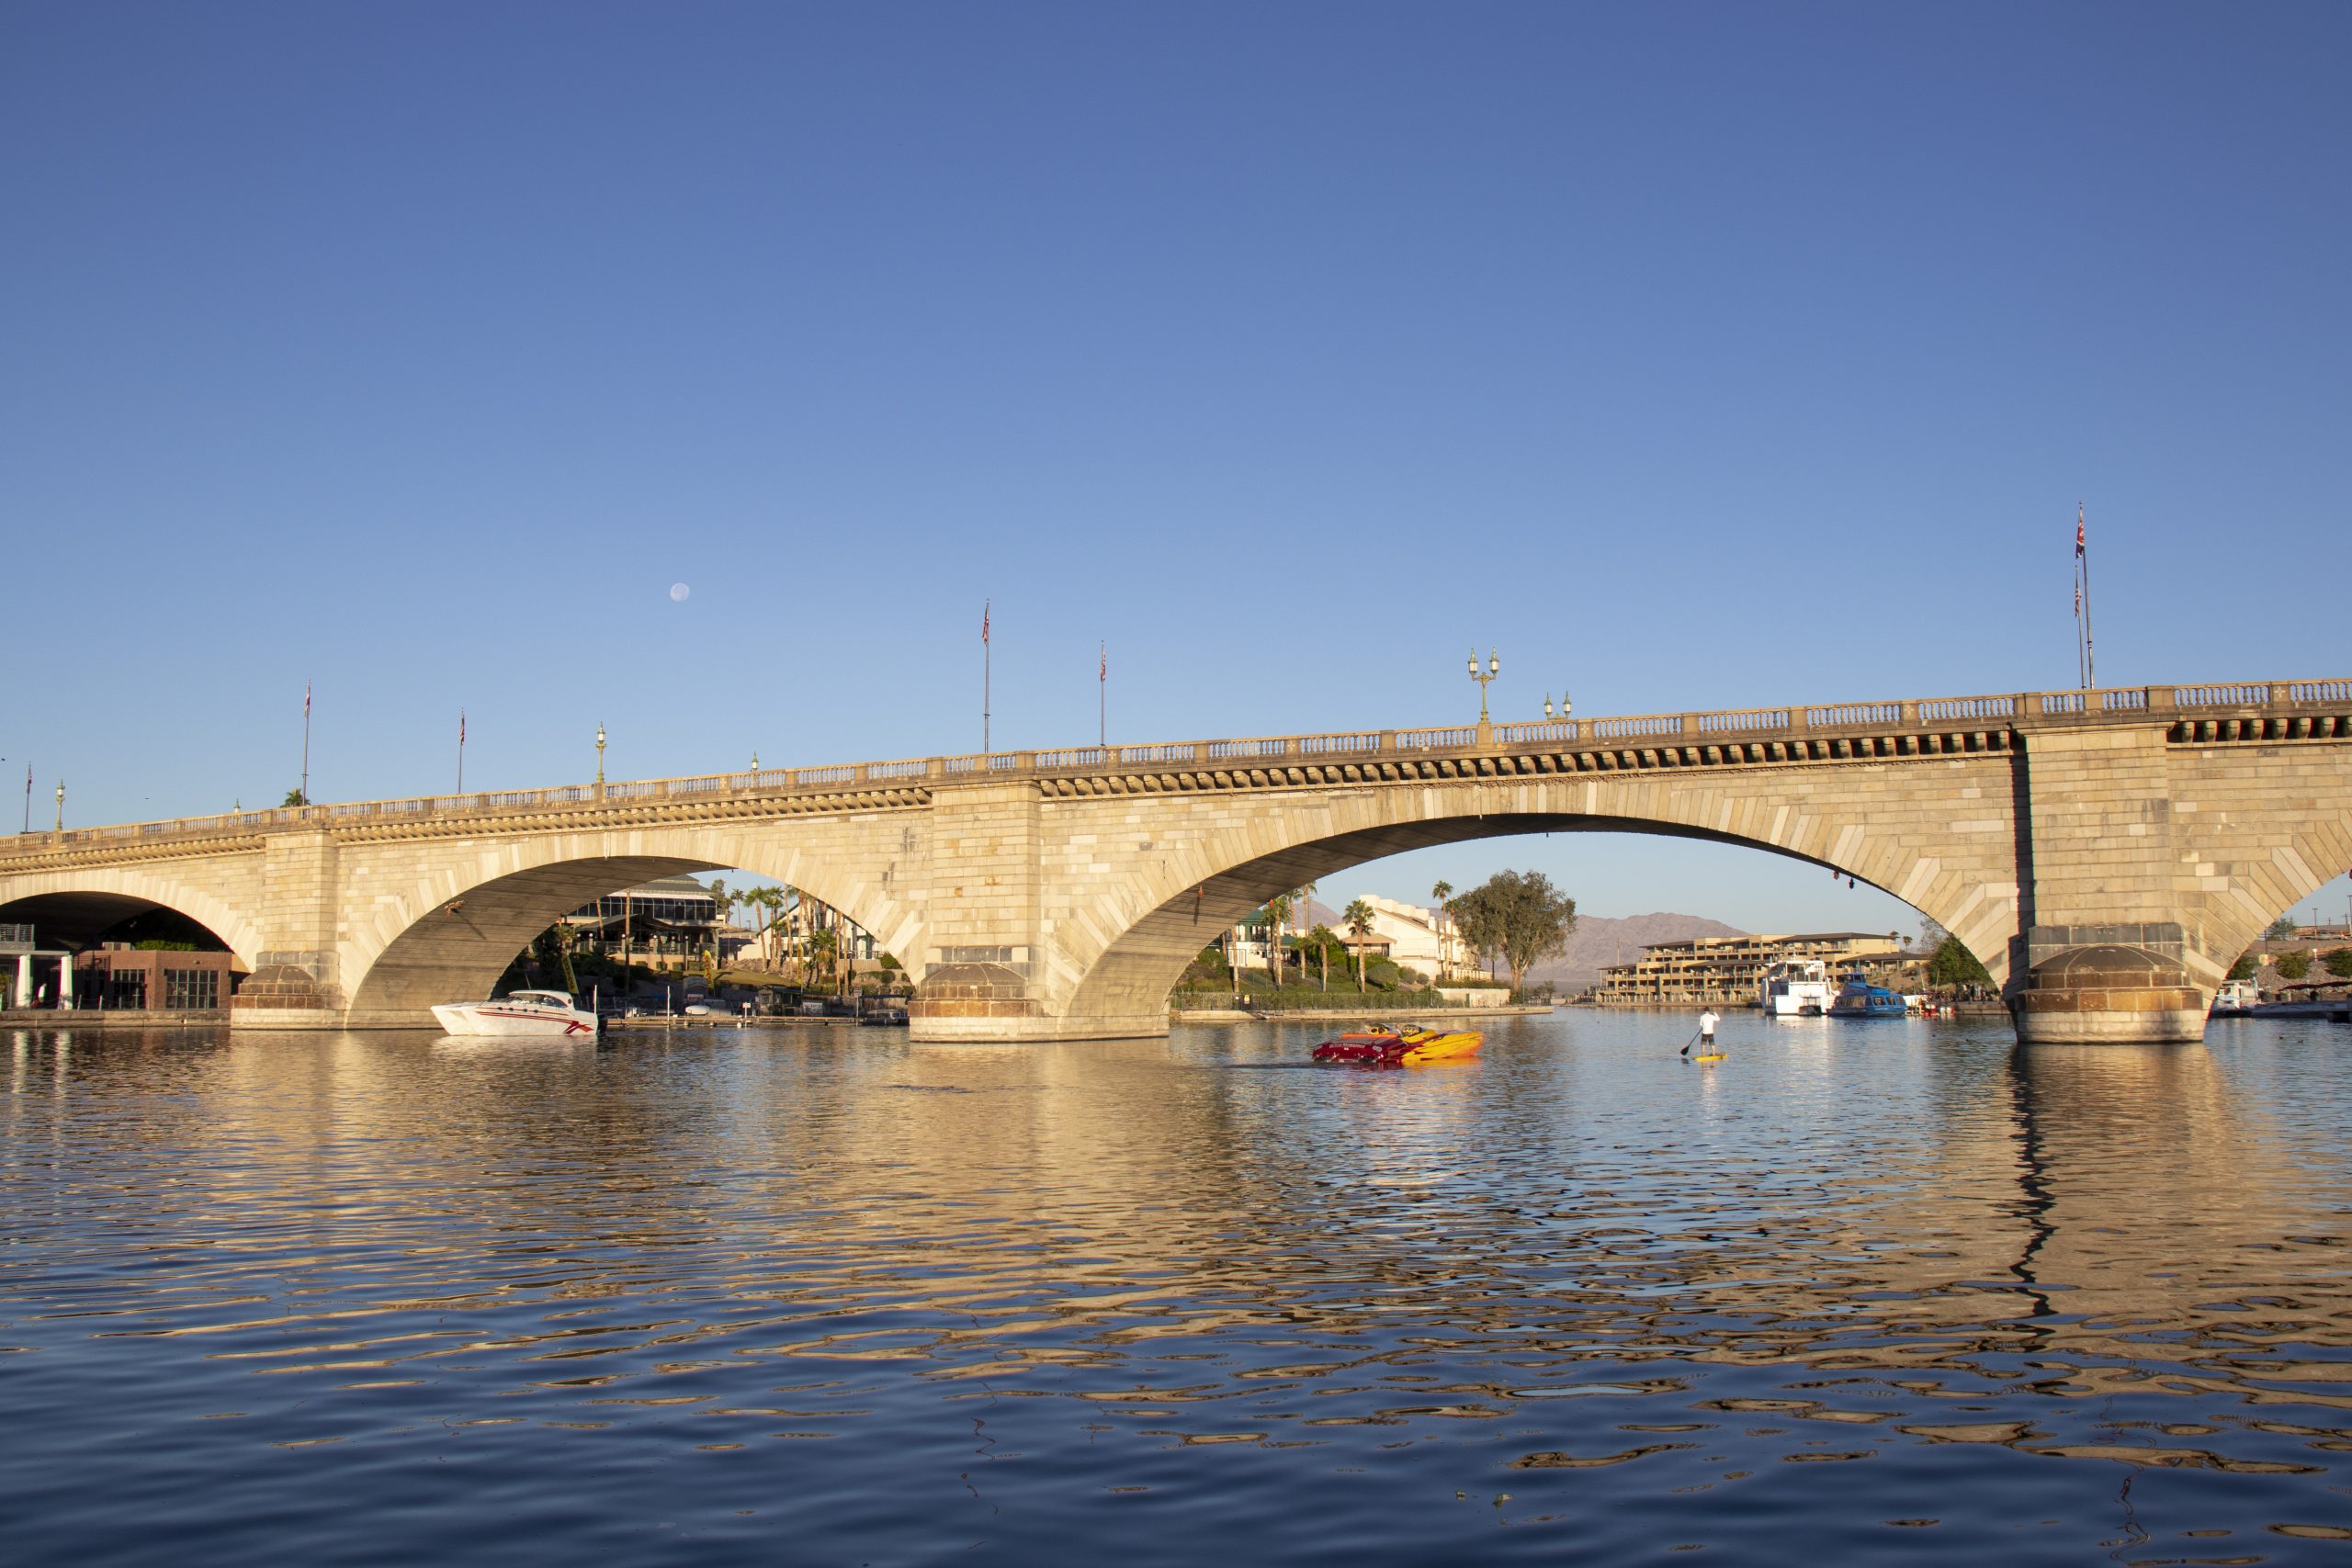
[1679,1031,1701,1056]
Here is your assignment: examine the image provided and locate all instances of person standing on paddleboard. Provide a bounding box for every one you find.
[1698,1008,1720,1054]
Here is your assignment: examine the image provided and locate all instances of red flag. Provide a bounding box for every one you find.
[2075,507,2086,558]
[304,682,311,716]
[459,710,466,745]
[981,601,989,644]
[2074,582,2081,616]
[1100,642,1106,682]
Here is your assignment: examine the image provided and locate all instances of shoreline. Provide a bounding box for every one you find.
[1173,1003,1554,1024]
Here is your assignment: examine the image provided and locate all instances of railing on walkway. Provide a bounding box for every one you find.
[7,679,2346,854]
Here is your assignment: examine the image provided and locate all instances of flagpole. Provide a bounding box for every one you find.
[2077,502,2097,690]
[457,710,466,794]
[300,682,312,805]
[982,600,992,754]
[2074,557,2087,691]
[1099,641,1106,748]
[21,765,29,834]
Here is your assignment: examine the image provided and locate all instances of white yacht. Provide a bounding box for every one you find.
[431,989,599,1038]
[1758,959,1836,1017]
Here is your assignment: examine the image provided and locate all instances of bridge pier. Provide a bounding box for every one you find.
[2010,923,2209,1044]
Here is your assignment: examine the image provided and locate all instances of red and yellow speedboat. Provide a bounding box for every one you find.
[1310,1023,1483,1067]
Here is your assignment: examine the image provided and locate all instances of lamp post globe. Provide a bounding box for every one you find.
[1467,648,1501,726]
[53,780,63,831]
[595,723,606,786]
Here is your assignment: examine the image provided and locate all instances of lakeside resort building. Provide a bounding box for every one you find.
[1596,931,1922,1009]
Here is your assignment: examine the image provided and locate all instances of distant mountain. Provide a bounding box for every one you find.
[1522,911,1747,990]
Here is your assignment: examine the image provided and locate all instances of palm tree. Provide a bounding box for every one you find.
[1309,923,1336,990]
[740,886,785,968]
[1262,894,1292,986]
[1342,899,1376,990]
[1431,880,1454,979]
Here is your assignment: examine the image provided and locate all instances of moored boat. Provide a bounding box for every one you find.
[431,989,600,1038]
[1758,959,1835,1017]
[2210,978,2262,1018]
[1827,975,1906,1019]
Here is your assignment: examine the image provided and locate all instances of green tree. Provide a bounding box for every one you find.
[1431,880,1455,978]
[281,788,308,807]
[2276,949,2312,981]
[2225,951,2258,983]
[1261,894,1293,985]
[1342,899,1376,989]
[1308,923,1336,990]
[740,886,786,969]
[2265,915,2301,941]
[2325,948,2352,980]
[1447,871,1577,992]
[1927,936,1994,988]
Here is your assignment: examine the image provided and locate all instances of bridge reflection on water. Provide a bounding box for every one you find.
[5,1013,2350,1561]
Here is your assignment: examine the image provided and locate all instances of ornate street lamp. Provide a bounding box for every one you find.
[1467,648,1500,725]
[595,723,606,786]
[53,780,63,831]
[1544,690,1573,720]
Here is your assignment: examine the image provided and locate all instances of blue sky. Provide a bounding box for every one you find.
[5,2,2346,934]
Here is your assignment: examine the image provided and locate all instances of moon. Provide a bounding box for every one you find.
[669,582,690,603]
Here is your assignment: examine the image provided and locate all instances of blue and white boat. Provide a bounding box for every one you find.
[1828,974,1906,1019]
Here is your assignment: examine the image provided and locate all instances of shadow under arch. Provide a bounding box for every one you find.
[1063,808,1957,1025]
[341,828,927,1026]
[0,869,266,974]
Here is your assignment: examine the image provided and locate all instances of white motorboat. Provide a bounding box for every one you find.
[1758,959,1835,1017]
[2210,978,2262,1017]
[431,989,600,1038]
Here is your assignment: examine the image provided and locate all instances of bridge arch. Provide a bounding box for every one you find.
[0,866,266,974]
[340,824,927,1025]
[1045,771,2025,1032]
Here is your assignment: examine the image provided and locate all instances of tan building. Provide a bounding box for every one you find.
[1354,895,1469,981]
[1597,931,1916,1008]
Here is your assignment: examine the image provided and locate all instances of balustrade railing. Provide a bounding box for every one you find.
[1698,709,1791,733]
[1920,694,2018,720]
[2178,684,2267,706]
[1808,702,1903,728]
[1594,716,1679,739]
[9,677,2345,852]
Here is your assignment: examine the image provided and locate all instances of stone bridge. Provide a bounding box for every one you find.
[4,679,2346,1044]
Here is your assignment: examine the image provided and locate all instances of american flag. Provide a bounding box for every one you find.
[459,710,466,745]
[2075,506,2086,558]
[1100,642,1106,682]
[981,601,989,644]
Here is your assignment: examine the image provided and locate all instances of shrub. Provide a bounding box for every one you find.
[2276,950,2312,981]
[2325,948,2352,980]
[1365,959,1401,990]
[2226,952,2257,982]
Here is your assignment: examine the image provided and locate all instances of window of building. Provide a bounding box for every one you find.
[105,969,149,1010]
[164,969,220,1010]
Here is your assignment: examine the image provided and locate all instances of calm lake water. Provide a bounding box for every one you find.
[6,1012,2352,1565]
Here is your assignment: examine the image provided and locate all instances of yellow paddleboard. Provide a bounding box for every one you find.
[1690,1052,1727,1062]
